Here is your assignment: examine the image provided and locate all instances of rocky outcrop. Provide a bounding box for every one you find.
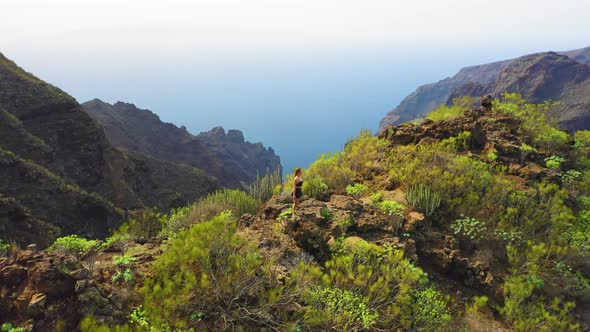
[0,250,117,331]
[82,99,281,188]
[378,46,590,132]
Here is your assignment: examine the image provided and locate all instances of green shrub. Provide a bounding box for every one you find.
[161,189,258,236]
[304,286,379,330]
[411,286,451,332]
[128,305,150,329]
[442,130,472,151]
[305,153,355,194]
[486,151,498,162]
[342,129,389,177]
[451,215,487,244]
[545,156,566,170]
[345,183,369,198]
[100,233,132,251]
[277,208,294,223]
[297,241,437,330]
[426,96,473,121]
[377,200,405,217]
[406,184,441,216]
[0,240,9,257]
[122,208,165,242]
[112,255,135,284]
[496,93,569,153]
[144,211,278,329]
[48,235,99,255]
[320,207,333,220]
[369,192,383,204]
[493,229,524,245]
[500,275,580,331]
[336,216,354,233]
[302,177,329,200]
[1,323,26,332]
[520,143,535,165]
[562,169,582,187]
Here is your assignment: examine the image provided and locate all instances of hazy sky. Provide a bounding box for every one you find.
[3,0,590,52]
[2,0,590,172]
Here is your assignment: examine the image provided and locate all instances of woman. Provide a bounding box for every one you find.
[292,168,303,216]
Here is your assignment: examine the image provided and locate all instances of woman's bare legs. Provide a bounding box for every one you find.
[292,196,299,217]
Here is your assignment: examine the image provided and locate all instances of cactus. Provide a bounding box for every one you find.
[405,184,441,216]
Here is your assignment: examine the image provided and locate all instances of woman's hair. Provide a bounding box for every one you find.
[294,168,302,176]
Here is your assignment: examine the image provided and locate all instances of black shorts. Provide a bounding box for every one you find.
[293,188,302,199]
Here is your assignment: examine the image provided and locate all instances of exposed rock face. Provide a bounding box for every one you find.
[378,59,512,131]
[82,99,281,188]
[0,52,219,245]
[378,46,590,132]
[446,52,590,131]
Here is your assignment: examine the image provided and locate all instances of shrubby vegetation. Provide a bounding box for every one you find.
[0,240,9,257]
[345,183,369,198]
[248,167,282,202]
[160,189,258,236]
[426,96,474,121]
[295,130,388,198]
[50,93,590,330]
[48,235,99,256]
[495,93,569,153]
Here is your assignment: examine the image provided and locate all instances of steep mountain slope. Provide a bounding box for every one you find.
[379,46,590,131]
[82,99,281,188]
[0,52,218,245]
[3,103,588,331]
[447,52,590,131]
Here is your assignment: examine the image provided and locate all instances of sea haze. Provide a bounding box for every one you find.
[7,43,587,173]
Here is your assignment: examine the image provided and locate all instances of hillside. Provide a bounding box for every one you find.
[2,95,588,331]
[82,99,281,188]
[0,52,219,245]
[378,46,590,131]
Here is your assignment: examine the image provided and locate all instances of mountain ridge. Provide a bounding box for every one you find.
[82,99,281,188]
[379,46,590,131]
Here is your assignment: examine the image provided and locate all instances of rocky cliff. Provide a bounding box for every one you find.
[82,99,281,188]
[0,52,218,245]
[379,46,590,131]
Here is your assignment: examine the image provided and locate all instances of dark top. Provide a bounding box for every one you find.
[294,179,303,198]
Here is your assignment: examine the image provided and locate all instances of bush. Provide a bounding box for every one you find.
[304,286,379,330]
[342,129,388,177]
[296,241,441,330]
[48,235,99,255]
[320,207,333,220]
[0,323,26,332]
[369,192,383,204]
[302,177,329,200]
[112,255,136,284]
[545,156,566,170]
[411,286,451,332]
[345,183,369,198]
[0,240,9,257]
[160,189,258,236]
[500,275,580,331]
[144,211,279,329]
[305,153,355,194]
[277,208,294,223]
[122,208,165,242]
[426,96,473,121]
[496,93,569,153]
[406,184,441,216]
[451,215,487,244]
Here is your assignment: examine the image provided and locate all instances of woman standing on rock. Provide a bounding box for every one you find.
[292,168,304,216]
